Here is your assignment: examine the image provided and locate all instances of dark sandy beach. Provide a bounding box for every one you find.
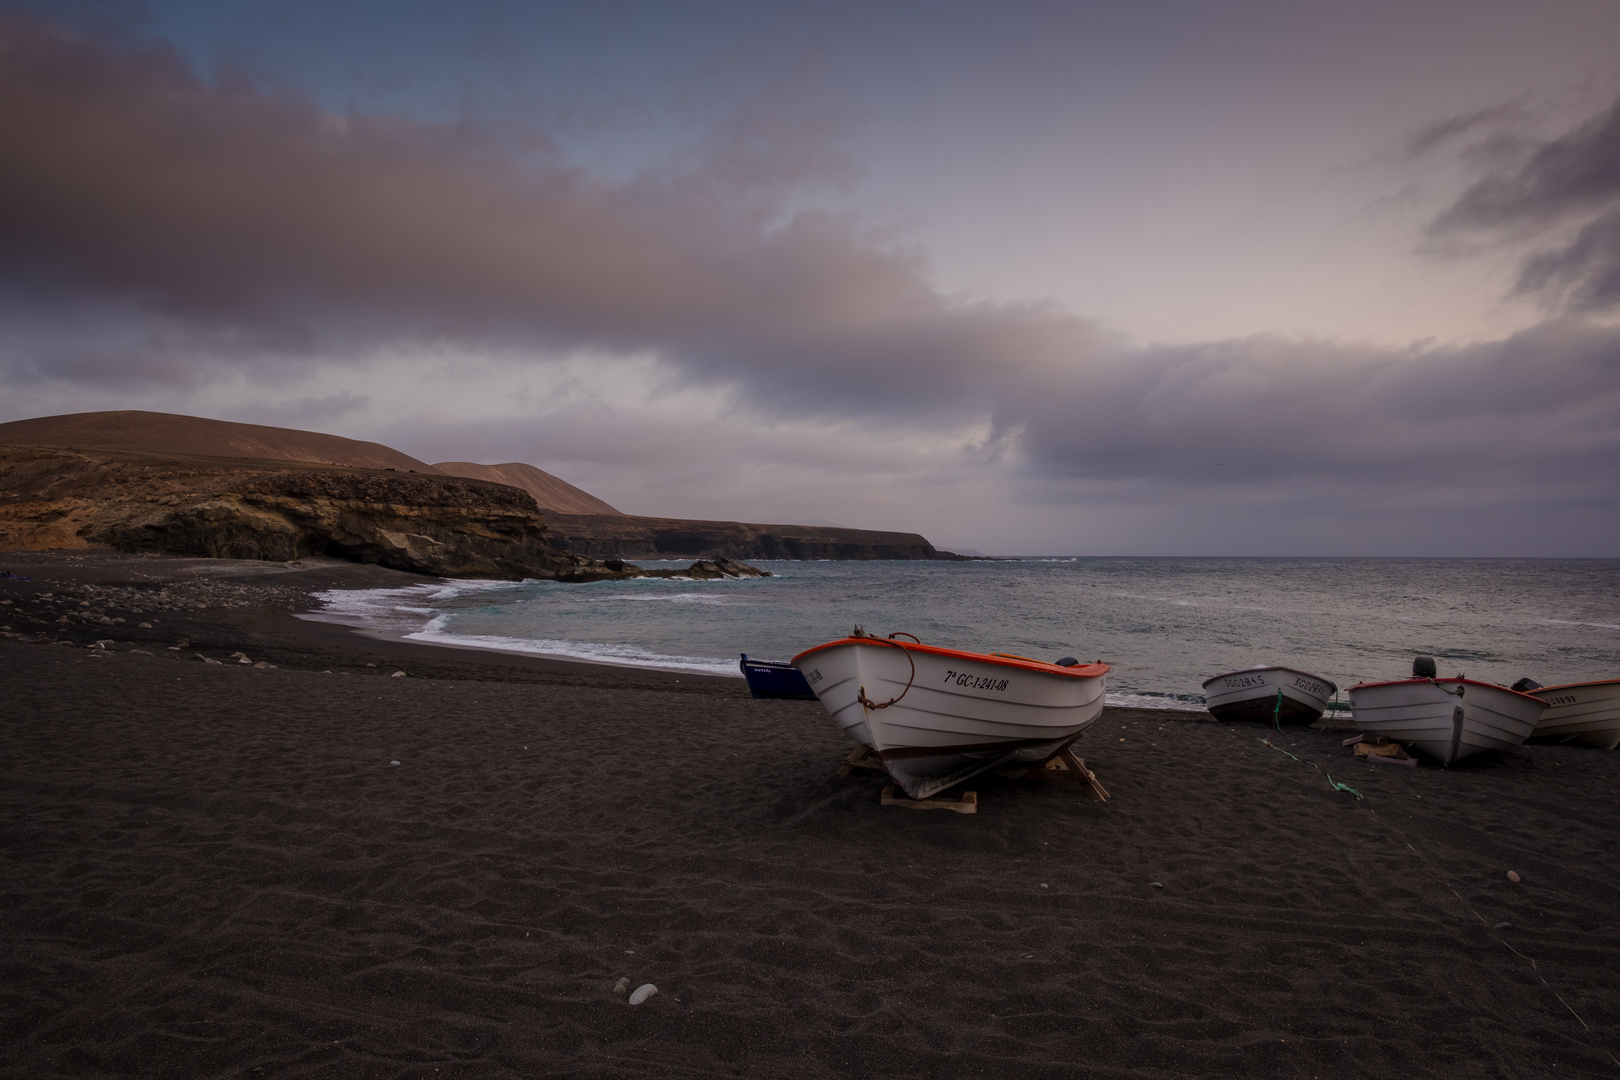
[3,554,1619,1078]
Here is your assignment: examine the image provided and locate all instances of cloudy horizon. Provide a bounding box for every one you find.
[2,1,1618,556]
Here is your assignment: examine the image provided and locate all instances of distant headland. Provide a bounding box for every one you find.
[0,411,964,577]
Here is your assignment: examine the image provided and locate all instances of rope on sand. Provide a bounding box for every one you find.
[1397,837,1616,1067]
[1257,737,1364,800]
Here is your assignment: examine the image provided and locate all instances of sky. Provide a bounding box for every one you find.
[2,0,1618,555]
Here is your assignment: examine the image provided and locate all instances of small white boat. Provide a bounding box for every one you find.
[1201,665,1337,725]
[792,630,1109,800]
[1525,678,1620,750]
[1348,657,1545,766]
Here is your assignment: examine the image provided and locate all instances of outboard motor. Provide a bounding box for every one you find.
[1511,677,1542,693]
[1412,656,1438,679]
[1054,656,1080,667]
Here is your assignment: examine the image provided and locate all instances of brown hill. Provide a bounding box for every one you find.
[432,461,621,516]
[0,411,440,473]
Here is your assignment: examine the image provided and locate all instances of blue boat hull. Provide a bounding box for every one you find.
[740,654,818,700]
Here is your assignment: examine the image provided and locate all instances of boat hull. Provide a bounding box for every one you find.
[1201,667,1336,725]
[1530,679,1620,750]
[1348,679,1545,765]
[739,654,818,700]
[792,639,1109,799]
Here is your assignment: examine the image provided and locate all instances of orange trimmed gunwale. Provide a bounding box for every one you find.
[1530,677,1620,693]
[1348,676,1545,703]
[791,637,1109,679]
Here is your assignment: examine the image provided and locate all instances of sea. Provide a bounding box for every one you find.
[303,558,1620,708]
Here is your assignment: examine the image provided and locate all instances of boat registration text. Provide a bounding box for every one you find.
[944,670,1010,692]
[1291,676,1333,698]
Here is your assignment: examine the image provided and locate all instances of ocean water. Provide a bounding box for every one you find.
[304,558,1620,707]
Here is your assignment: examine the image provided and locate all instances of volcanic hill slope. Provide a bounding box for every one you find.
[432,461,622,516]
[0,410,438,473]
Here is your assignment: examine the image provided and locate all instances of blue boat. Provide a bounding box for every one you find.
[740,653,818,700]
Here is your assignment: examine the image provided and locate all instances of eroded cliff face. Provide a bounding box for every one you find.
[543,512,966,561]
[0,446,577,579]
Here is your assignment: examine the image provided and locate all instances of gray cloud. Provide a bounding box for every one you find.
[1404,100,1527,160]
[1513,209,1620,312]
[0,10,1078,419]
[1,12,1616,553]
[1008,321,1620,498]
[1429,94,1620,312]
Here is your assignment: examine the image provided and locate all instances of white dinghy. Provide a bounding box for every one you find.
[1348,656,1545,766]
[1201,665,1337,725]
[792,630,1109,800]
[1522,678,1620,750]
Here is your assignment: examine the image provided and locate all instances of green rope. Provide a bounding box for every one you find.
[1273,687,1284,731]
[1259,738,1363,800]
[1325,774,1363,800]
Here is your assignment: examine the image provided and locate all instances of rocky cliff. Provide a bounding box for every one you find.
[2,411,967,563]
[0,445,779,581]
[544,512,966,561]
[0,445,575,579]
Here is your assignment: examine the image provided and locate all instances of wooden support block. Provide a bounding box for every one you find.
[1004,746,1111,801]
[1037,756,1080,779]
[881,785,978,814]
[1353,739,1411,761]
[837,746,886,776]
[1060,748,1111,802]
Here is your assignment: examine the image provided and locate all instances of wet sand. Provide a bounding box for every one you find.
[3,554,1619,1077]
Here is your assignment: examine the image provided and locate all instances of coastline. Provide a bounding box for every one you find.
[0,551,748,693]
[5,551,1619,1076]
[0,550,1221,707]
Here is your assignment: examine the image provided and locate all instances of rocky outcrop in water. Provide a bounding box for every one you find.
[554,557,771,583]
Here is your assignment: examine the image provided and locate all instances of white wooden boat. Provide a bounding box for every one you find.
[1527,678,1620,750]
[1348,658,1545,766]
[1201,665,1336,725]
[791,631,1109,799]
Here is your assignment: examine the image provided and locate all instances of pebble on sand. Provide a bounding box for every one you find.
[612,977,631,996]
[628,984,657,1005]
[389,760,400,766]
[1507,870,1521,883]
[392,671,407,678]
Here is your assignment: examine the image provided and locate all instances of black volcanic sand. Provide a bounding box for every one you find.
[3,556,1620,1078]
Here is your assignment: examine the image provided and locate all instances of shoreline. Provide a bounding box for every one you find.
[0,550,1218,711]
[0,550,747,693]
